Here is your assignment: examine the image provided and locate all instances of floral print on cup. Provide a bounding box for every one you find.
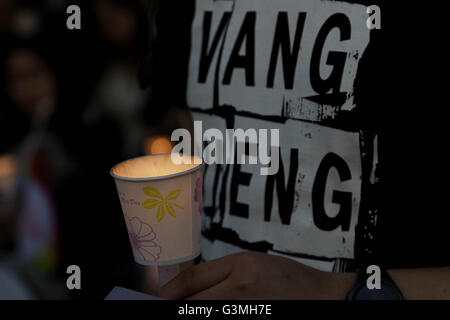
[125,215,162,262]
[142,186,183,222]
[194,177,202,215]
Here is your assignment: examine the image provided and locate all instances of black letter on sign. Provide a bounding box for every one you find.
[312,153,352,231]
[230,143,253,218]
[310,13,351,95]
[223,12,256,86]
[199,11,232,83]
[264,149,299,225]
[267,12,306,90]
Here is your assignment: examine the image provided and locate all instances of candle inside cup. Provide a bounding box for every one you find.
[112,154,200,180]
[111,154,203,266]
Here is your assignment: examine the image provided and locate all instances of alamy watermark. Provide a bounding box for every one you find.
[366,5,381,30]
[66,265,81,290]
[171,121,280,176]
[66,5,81,30]
[65,4,380,31]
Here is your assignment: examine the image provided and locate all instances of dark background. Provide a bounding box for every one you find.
[0,0,184,299]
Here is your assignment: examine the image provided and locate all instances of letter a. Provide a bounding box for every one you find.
[366,265,381,290]
[366,5,381,30]
[66,5,81,30]
[66,265,81,290]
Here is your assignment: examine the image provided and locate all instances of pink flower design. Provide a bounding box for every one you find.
[124,215,162,262]
[194,177,202,215]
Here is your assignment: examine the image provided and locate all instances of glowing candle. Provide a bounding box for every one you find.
[111,154,203,267]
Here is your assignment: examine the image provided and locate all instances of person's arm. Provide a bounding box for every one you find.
[158,251,450,300]
[387,268,450,300]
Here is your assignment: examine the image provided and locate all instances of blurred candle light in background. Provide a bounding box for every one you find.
[0,154,17,177]
[0,154,18,247]
[0,154,18,199]
[144,136,173,155]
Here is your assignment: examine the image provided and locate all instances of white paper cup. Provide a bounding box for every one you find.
[111,154,203,266]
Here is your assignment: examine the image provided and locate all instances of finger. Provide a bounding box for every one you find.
[186,278,235,300]
[158,256,233,299]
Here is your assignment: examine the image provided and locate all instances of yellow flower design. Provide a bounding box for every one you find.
[141,186,183,222]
